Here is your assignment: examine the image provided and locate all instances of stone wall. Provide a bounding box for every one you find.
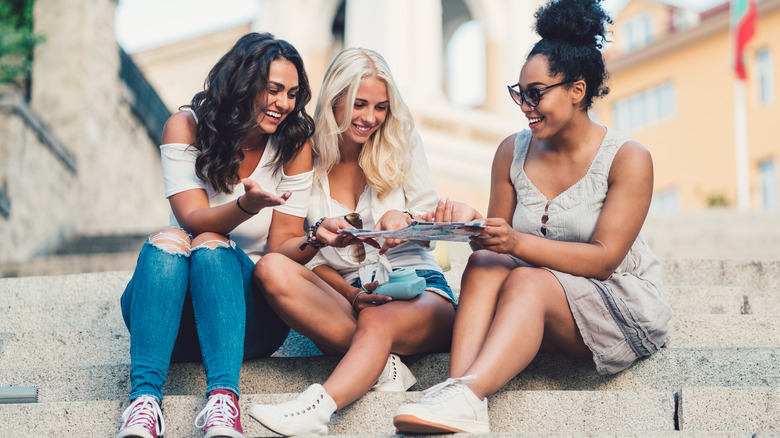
[0,0,169,263]
[0,88,79,261]
[31,0,168,235]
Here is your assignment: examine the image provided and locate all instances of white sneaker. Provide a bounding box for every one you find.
[248,384,337,436]
[371,354,417,392]
[393,375,489,434]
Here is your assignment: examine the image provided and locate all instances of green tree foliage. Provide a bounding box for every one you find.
[0,0,44,86]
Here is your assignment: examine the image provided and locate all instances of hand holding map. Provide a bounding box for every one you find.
[338,220,486,242]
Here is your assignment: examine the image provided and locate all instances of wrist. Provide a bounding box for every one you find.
[351,286,368,308]
[299,217,327,251]
[236,195,259,216]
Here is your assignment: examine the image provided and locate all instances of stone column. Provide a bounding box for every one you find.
[344,0,445,105]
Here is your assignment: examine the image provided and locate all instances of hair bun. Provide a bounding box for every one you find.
[535,0,611,48]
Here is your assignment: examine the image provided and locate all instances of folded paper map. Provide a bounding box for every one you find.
[338,220,485,242]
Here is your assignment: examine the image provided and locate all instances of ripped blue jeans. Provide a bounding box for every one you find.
[120,230,289,402]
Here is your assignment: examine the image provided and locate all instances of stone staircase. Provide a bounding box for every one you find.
[1,254,779,436]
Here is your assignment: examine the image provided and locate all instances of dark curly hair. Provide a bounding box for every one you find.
[185,32,314,194]
[528,0,613,110]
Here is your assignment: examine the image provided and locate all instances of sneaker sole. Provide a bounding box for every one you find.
[247,406,327,436]
[204,425,244,438]
[394,414,489,434]
[116,426,155,438]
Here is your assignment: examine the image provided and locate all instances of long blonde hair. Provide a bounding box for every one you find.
[312,48,414,198]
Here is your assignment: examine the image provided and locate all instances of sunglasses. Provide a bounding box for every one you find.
[344,212,366,263]
[507,81,572,108]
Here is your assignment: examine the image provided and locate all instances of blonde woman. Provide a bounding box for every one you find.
[247,48,456,436]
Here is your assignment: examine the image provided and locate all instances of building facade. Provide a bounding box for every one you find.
[592,0,780,211]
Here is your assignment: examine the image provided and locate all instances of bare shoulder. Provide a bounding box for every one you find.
[610,139,653,181]
[283,139,314,176]
[494,133,518,162]
[162,110,197,145]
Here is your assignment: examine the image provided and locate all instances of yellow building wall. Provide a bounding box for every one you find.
[593,0,779,211]
[746,8,780,208]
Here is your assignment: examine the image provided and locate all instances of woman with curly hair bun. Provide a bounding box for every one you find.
[247,48,456,436]
[117,32,314,438]
[393,0,672,433]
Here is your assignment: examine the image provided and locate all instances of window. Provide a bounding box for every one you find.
[759,158,778,210]
[756,48,774,105]
[650,188,679,214]
[612,82,676,131]
[622,14,654,53]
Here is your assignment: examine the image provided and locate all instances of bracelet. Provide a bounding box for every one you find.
[403,210,414,222]
[236,196,257,216]
[351,287,369,308]
[299,217,327,250]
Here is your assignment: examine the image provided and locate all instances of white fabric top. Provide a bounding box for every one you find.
[305,130,440,285]
[160,136,312,262]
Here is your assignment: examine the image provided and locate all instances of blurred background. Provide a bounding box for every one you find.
[1,0,778,277]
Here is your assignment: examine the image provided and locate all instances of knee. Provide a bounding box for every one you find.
[191,232,231,249]
[355,306,393,342]
[148,227,191,255]
[254,253,295,296]
[501,267,550,305]
[466,249,496,270]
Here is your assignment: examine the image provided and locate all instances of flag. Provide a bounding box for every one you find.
[731,0,758,80]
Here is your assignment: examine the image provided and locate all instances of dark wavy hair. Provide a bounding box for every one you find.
[185,32,314,194]
[528,0,613,111]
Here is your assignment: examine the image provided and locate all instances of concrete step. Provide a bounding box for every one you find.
[2,347,778,403]
[0,389,676,436]
[3,288,779,333]
[1,314,777,368]
[678,387,780,433]
[661,259,780,291]
[3,258,779,290]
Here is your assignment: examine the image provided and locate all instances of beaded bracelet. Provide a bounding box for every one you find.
[299,217,327,250]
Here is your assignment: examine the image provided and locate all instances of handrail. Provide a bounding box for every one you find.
[0,89,77,174]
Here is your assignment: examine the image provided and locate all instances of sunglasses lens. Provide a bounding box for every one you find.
[508,86,522,106]
[345,213,362,229]
[349,243,365,262]
[526,90,541,107]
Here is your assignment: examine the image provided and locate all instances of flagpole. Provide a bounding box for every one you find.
[734,79,750,212]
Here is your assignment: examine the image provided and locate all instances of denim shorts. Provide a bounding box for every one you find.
[351,269,456,307]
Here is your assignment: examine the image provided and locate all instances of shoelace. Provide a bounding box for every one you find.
[420,374,477,404]
[195,393,239,429]
[121,395,165,436]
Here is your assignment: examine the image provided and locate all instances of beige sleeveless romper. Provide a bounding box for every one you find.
[509,128,673,375]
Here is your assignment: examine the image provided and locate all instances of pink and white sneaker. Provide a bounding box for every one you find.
[195,389,244,438]
[116,395,165,438]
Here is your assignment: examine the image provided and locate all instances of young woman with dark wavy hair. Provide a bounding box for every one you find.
[393,0,672,433]
[116,32,314,438]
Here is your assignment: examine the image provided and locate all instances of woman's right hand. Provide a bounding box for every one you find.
[240,178,291,213]
[422,197,483,222]
[351,281,391,312]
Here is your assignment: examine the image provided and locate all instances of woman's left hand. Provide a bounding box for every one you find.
[470,217,520,254]
[241,178,291,212]
[374,209,412,254]
[316,217,380,249]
